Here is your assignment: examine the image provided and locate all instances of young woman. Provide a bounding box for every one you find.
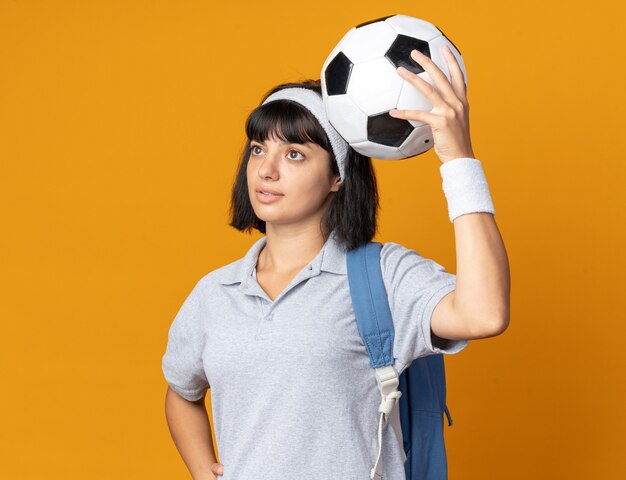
[162,48,510,480]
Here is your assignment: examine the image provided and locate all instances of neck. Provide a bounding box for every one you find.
[257,223,329,274]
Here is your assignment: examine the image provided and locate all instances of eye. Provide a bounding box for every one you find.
[250,144,263,155]
[288,149,305,161]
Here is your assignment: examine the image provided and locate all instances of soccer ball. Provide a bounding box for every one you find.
[320,14,468,160]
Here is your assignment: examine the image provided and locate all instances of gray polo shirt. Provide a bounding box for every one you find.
[162,229,470,480]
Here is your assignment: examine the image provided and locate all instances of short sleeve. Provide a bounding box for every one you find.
[161,279,210,401]
[380,242,470,372]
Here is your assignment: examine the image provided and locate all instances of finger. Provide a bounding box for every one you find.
[397,66,441,106]
[409,49,459,106]
[441,45,468,103]
[389,107,438,126]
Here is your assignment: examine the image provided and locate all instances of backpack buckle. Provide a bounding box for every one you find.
[374,365,400,398]
[371,364,406,478]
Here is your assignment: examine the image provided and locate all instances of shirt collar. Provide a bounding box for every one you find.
[218,228,348,286]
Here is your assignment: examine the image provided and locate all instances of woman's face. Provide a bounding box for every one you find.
[246,134,342,228]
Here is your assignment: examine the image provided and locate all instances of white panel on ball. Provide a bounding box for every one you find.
[340,22,397,64]
[384,15,441,41]
[396,75,434,128]
[347,58,403,116]
[428,36,468,90]
[399,124,434,158]
[324,94,368,144]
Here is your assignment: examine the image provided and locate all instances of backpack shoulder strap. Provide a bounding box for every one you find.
[346,242,395,368]
[346,241,406,479]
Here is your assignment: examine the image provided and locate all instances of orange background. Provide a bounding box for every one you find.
[1,1,625,478]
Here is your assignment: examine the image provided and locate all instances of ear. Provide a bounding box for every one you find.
[330,174,343,192]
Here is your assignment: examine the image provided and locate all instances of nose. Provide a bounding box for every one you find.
[256,149,280,180]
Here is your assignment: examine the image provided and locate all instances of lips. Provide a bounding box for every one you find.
[256,188,283,196]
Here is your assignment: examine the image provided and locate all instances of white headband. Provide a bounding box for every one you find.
[261,87,349,182]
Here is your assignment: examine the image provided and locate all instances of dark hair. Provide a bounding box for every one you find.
[228,79,379,251]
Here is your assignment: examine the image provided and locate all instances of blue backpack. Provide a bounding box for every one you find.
[346,241,455,480]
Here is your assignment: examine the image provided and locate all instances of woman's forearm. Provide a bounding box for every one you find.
[165,387,219,480]
[453,211,510,335]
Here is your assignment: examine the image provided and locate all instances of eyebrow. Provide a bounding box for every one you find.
[251,140,312,148]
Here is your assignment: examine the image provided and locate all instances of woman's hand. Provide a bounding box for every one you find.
[389,45,475,164]
[211,462,224,478]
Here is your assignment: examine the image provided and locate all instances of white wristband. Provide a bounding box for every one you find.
[439,157,496,223]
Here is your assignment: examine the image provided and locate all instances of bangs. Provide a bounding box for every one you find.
[245,99,332,152]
